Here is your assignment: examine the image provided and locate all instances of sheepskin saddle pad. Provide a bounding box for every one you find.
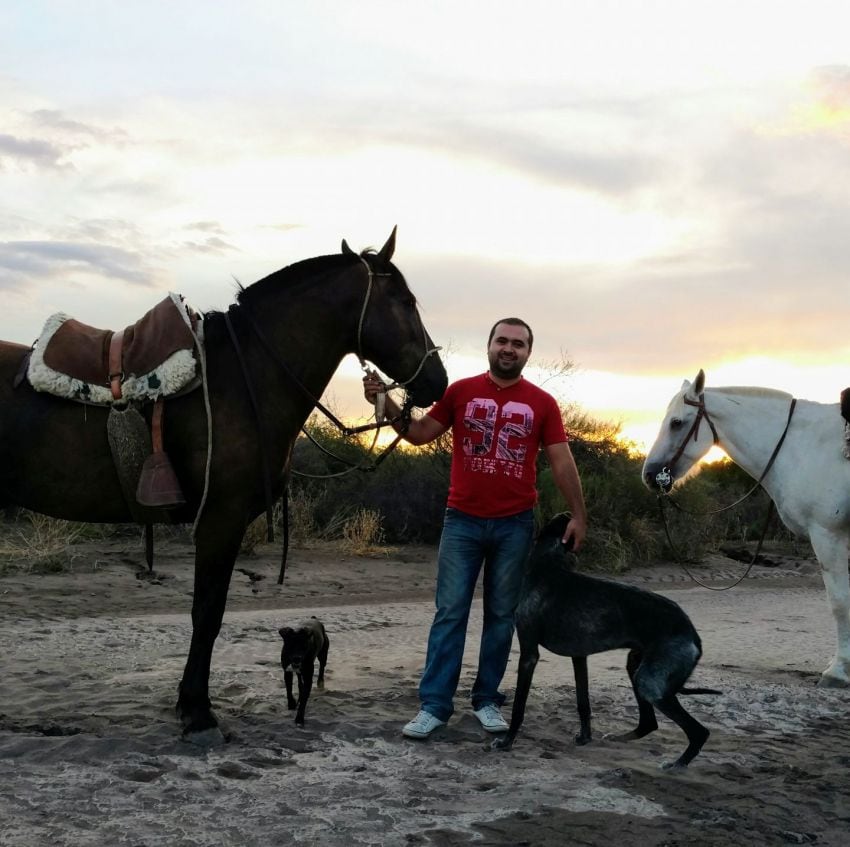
[27,293,201,405]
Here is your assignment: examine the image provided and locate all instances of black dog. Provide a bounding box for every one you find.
[278,617,329,727]
[493,514,719,769]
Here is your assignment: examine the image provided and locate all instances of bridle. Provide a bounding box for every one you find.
[353,257,442,393]
[223,254,442,581]
[234,256,441,443]
[653,393,719,492]
[655,391,797,590]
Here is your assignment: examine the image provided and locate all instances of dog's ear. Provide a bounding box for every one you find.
[279,627,295,640]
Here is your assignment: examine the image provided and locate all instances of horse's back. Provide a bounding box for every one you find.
[779,398,850,534]
[0,339,30,371]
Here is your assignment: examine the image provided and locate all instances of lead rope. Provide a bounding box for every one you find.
[657,397,796,590]
[657,495,775,590]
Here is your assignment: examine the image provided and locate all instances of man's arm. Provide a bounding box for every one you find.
[363,374,447,446]
[544,441,588,551]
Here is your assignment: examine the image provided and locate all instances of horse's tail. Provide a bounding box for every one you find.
[679,686,722,696]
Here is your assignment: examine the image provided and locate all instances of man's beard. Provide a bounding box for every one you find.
[488,351,525,380]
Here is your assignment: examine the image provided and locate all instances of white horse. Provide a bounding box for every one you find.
[643,369,850,688]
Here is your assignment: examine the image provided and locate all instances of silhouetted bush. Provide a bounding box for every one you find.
[284,406,803,571]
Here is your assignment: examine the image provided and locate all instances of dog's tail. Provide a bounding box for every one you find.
[679,686,722,696]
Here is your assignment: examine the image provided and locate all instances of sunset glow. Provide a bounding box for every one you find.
[3,2,850,463]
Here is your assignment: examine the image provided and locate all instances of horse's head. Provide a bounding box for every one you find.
[642,369,716,492]
[342,227,447,407]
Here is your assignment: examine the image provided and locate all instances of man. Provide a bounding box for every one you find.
[363,317,587,739]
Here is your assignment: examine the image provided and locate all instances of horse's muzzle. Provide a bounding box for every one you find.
[644,464,674,493]
[408,366,448,407]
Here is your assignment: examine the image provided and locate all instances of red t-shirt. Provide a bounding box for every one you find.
[426,373,568,518]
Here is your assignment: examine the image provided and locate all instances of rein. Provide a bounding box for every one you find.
[224,254,438,582]
[656,395,797,590]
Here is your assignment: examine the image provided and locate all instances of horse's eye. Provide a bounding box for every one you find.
[670,418,683,430]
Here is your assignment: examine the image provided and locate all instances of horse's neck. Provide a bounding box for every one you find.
[706,389,794,481]
[257,301,349,404]
[222,289,352,432]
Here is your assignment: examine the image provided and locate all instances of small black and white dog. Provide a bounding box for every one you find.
[278,617,329,727]
[493,514,719,769]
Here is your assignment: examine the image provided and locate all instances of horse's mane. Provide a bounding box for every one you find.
[235,253,356,305]
[201,249,413,327]
[235,249,414,305]
[711,385,794,401]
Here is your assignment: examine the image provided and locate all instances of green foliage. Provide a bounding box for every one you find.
[286,405,803,572]
[286,414,449,545]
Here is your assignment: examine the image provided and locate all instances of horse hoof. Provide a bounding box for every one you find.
[177,704,227,745]
[660,760,687,773]
[181,726,227,747]
[816,674,850,689]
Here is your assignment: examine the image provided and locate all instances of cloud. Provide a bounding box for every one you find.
[184,220,227,235]
[29,109,129,144]
[0,240,157,290]
[0,109,130,173]
[0,133,70,170]
[181,236,239,255]
[399,120,662,197]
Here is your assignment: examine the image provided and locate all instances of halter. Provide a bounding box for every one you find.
[654,393,719,490]
[354,256,442,393]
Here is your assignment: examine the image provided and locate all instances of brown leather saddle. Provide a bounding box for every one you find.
[24,295,202,510]
[30,295,199,403]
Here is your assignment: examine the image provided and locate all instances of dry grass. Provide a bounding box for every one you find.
[240,496,315,555]
[0,512,88,573]
[240,498,396,558]
[340,508,396,556]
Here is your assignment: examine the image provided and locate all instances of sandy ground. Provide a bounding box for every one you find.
[1,536,849,846]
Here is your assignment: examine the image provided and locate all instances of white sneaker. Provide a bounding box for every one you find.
[402,709,446,739]
[473,704,509,733]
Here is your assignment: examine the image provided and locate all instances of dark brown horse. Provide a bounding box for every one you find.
[0,229,447,743]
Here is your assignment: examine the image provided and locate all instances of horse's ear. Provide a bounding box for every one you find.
[377,226,397,262]
[694,369,705,395]
[341,238,355,255]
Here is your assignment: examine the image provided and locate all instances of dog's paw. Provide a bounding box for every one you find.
[574,731,592,746]
[490,737,513,752]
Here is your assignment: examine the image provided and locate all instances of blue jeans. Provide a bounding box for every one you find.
[418,507,535,721]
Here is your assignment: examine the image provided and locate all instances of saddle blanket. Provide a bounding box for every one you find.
[27,292,202,404]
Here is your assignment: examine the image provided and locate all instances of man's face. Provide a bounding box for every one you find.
[487,322,531,380]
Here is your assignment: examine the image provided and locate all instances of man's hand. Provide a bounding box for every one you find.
[362,370,386,405]
[561,515,587,552]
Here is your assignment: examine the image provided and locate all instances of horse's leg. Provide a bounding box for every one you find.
[176,512,246,743]
[808,527,850,687]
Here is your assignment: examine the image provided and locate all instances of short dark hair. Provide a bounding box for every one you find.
[487,317,533,351]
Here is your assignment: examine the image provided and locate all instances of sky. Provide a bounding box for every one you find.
[3,1,850,452]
